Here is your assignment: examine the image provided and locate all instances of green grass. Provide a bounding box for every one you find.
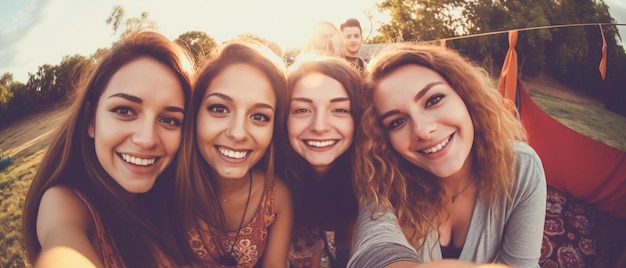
[529,91,626,151]
[0,150,44,268]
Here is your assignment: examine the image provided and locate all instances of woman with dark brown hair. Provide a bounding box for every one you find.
[174,39,293,267]
[22,31,195,267]
[278,54,363,268]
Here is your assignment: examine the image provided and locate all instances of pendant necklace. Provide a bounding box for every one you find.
[450,179,476,203]
[212,172,252,266]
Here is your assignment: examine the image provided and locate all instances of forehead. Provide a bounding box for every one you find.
[206,63,276,103]
[342,26,361,35]
[293,72,348,98]
[375,65,442,95]
[104,57,182,98]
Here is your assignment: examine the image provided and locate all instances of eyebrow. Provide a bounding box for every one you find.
[378,81,443,121]
[207,92,275,111]
[109,93,184,113]
[291,97,350,103]
[108,93,142,103]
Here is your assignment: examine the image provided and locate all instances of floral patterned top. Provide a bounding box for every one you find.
[74,190,125,268]
[188,177,277,267]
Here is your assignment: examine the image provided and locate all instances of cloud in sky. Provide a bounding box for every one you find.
[0,0,50,77]
[0,0,115,82]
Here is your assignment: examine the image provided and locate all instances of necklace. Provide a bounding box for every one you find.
[450,179,476,203]
[212,172,253,266]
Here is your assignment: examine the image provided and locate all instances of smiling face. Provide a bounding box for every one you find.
[342,26,362,56]
[88,57,184,193]
[373,64,474,179]
[196,63,276,180]
[288,72,354,174]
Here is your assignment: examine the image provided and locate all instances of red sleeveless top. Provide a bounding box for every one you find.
[187,177,277,267]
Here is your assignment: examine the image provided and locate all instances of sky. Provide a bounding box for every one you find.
[1,0,625,83]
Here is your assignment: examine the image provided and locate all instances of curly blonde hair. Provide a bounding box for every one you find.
[353,43,527,250]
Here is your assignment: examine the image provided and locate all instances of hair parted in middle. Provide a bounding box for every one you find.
[278,54,364,236]
[173,39,289,258]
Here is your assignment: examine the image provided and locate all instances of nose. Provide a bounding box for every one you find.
[411,115,437,140]
[310,111,330,133]
[225,115,247,141]
[132,119,158,149]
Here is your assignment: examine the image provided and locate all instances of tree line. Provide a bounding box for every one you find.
[1,0,625,129]
[0,6,219,128]
[371,0,626,116]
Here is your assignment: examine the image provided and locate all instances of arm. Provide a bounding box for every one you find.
[348,201,420,268]
[35,247,97,268]
[261,178,293,268]
[35,186,103,267]
[387,260,513,268]
[498,145,547,267]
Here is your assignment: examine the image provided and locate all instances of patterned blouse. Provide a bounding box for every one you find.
[188,176,277,267]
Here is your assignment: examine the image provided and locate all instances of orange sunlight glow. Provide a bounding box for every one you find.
[119,0,381,49]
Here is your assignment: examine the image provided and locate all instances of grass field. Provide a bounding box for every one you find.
[529,92,626,150]
[0,78,625,267]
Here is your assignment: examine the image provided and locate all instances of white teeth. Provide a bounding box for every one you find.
[218,146,248,159]
[121,154,156,166]
[306,140,337,148]
[422,137,450,154]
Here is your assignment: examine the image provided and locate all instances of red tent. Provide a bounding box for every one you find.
[498,31,626,219]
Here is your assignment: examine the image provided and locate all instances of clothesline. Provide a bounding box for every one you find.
[432,22,626,42]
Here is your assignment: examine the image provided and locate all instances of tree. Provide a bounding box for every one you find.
[462,0,552,76]
[26,64,57,104]
[375,0,460,42]
[105,5,157,40]
[175,31,217,68]
[55,55,93,101]
[0,73,15,108]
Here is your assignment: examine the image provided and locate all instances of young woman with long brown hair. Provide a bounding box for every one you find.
[22,31,195,267]
[173,39,293,268]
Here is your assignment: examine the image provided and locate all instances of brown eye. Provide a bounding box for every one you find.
[426,94,444,108]
[387,118,406,130]
[208,104,228,113]
[251,113,271,122]
[111,107,135,116]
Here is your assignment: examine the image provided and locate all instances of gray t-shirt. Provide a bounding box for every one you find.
[348,142,547,268]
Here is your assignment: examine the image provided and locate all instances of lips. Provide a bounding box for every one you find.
[420,135,451,154]
[119,153,156,166]
[217,146,249,159]
[305,140,337,148]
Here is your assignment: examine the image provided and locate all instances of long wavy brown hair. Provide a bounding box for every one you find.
[21,31,195,266]
[354,43,527,250]
[277,55,364,241]
[173,39,289,261]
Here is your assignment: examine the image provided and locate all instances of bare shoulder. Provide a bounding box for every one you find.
[36,186,102,266]
[37,186,94,247]
[39,186,92,224]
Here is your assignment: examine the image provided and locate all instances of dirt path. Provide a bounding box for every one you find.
[0,105,68,160]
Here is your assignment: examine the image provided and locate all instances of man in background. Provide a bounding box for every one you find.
[339,18,365,72]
